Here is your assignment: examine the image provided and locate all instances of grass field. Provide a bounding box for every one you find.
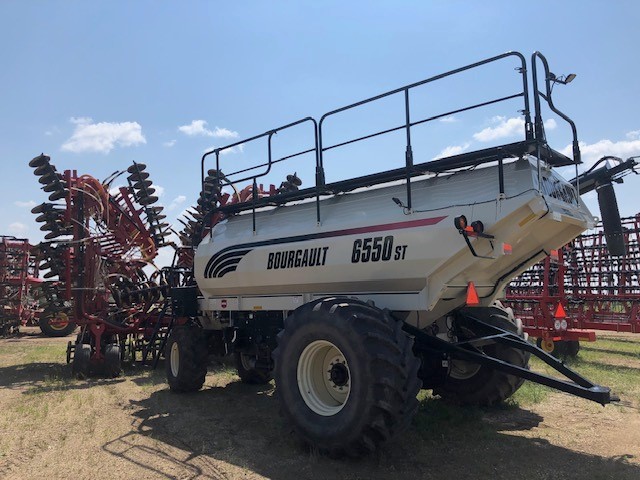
[1,330,639,479]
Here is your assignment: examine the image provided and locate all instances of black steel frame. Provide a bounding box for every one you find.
[404,315,613,405]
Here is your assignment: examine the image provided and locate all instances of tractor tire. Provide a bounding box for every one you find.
[72,344,92,379]
[273,297,421,456]
[104,343,122,378]
[165,326,208,392]
[565,340,580,358]
[434,310,530,406]
[39,315,76,337]
[235,352,273,384]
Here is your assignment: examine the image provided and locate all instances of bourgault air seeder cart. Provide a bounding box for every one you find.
[31,51,623,455]
[162,51,624,455]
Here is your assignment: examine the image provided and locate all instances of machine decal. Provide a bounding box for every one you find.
[203,215,446,278]
[267,246,329,270]
[208,248,253,278]
[351,235,408,263]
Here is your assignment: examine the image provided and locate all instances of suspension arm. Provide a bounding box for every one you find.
[403,320,614,405]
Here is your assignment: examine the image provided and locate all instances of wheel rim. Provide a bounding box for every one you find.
[46,313,70,331]
[240,353,254,371]
[449,359,481,380]
[297,340,351,416]
[541,339,555,353]
[170,342,180,377]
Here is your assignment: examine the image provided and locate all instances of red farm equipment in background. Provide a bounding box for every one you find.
[0,236,40,335]
[0,235,76,336]
[505,214,640,356]
[26,153,300,377]
[27,153,179,376]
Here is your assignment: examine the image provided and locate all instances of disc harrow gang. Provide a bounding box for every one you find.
[505,213,640,351]
[26,153,300,377]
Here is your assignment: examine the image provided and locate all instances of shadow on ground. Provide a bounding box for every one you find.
[102,371,640,480]
[581,346,640,359]
[0,361,126,393]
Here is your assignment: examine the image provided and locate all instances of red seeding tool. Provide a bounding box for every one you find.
[0,236,74,337]
[0,236,40,335]
[27,154,178,376]
[505,156,639,356]
[0,236,80,337]
[27,153,299,376]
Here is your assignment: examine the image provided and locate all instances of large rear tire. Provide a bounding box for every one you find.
[434,307,530,406]
[273,297,420,456]
[165,326,208,392]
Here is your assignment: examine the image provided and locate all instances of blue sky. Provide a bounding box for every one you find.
[2,1,639,262]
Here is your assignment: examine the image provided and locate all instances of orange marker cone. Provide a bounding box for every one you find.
[466,281,480,306]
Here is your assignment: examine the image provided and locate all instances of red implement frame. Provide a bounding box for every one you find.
[28,154,295,376]
[0,236,41,335]
[505,213,640,346]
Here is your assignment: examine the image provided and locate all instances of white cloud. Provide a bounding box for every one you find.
[626,130,640,140]
[178,120,209,136]
[433,143,470,159]
[178,120,239,139]
[168,195,187,211]
[203,144,244,155]
[211,126,239,139]
[163,139,177,148]
[61,117,146,154]
[8,222,28,234]
[151,184,165,197]
[15,200,37,208]
[561,137,640,169]
[439,115,458,123]
[473,116,557,143]
[473,116,523,142]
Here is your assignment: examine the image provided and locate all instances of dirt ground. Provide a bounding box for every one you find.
[1,329,639,480]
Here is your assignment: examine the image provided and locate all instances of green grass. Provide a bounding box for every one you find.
[510,336,640,407]
[415,393,485,432]
[23,344,66,364]
[510,378,552,405]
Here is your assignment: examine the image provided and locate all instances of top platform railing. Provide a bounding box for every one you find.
[200,51,581,227]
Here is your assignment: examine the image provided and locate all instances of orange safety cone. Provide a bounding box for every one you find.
[466,281,480,306]
[554,302,567,319]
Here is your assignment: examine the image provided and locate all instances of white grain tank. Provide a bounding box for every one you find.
[195,155,593,321]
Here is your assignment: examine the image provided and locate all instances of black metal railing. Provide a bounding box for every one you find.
[200,51,581,230]
[532,51,582,195]
[318,51,532,210]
